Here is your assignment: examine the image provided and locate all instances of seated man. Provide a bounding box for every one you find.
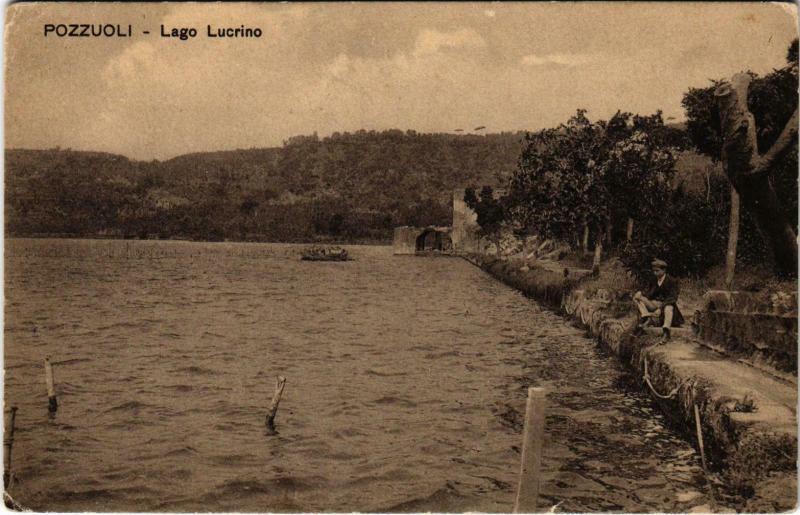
[633,258,684,340]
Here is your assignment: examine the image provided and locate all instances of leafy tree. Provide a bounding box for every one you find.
[621,179,729,280]
[682,38,798,274]
[507,110,602,241]
[788,38,798,66]
[602,112,677,235]
[464,186,507,252]
[507,109,677,251]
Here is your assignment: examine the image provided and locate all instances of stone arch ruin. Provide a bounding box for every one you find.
[415,228,453,252]
[393,226,452,255]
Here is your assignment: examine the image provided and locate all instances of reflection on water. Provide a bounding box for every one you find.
[5,239,709,512]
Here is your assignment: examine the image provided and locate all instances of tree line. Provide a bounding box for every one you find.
[466,40,798,279]
[6,130,524,242]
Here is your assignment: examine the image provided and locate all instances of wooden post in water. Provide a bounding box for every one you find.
[4,407,18,488]
[44,358,58,413]
[514,387,546,513]
[265,376,287,435]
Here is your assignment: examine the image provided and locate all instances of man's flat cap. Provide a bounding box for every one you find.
[651,258,668,269]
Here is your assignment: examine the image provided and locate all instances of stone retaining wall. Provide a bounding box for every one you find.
[696,291,798,374]
[464,253,797,510]
[393,227,418,255]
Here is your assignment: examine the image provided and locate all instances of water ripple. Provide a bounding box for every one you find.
[5,240,711,512]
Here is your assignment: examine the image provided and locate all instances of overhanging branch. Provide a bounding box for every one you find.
[748,108,799,178]
[714,71,798,275]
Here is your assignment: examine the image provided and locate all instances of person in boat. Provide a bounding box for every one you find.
[633,258,684,341]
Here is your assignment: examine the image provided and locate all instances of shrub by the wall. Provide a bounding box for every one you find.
[621,183,728,281]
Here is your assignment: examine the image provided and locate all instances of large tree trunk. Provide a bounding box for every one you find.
[725,185,740,290]
[714,73,798,276]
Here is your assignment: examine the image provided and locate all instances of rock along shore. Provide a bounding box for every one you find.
[463,253,797,512]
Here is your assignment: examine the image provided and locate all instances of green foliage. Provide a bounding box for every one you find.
[6,130,526,242]
[620,173,773,281]
[620,180,729,280]
[507,109,678,246]
[788,38,799,64]
[508,110,604,240]
[602,114,678,226]
[681,81,725,160]
[463,186,506,237]
[681,40,798,232]
[725,431,796,499]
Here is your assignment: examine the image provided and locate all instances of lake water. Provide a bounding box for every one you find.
[5,239,711,512]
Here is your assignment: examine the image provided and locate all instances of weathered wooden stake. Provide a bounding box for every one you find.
[514,387,546,513]
[4,407,18,488]
[626,218,634,243]
[582,224,590,254]
[44,358,58,413]
[265,376,287,434]
[693,401,708,472]
[591,238,603,277]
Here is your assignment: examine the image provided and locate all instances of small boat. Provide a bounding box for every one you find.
[301,245,350,261]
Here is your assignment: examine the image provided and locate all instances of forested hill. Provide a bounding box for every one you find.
[6,130,527,242]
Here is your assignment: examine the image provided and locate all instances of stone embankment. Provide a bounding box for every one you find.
[463,253,797,511]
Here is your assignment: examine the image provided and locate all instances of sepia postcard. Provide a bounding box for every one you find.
[3,2,798,513]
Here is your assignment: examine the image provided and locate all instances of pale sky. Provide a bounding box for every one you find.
[4,2,798,160]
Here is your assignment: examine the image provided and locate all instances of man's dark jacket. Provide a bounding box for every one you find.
[646,274,685,327]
